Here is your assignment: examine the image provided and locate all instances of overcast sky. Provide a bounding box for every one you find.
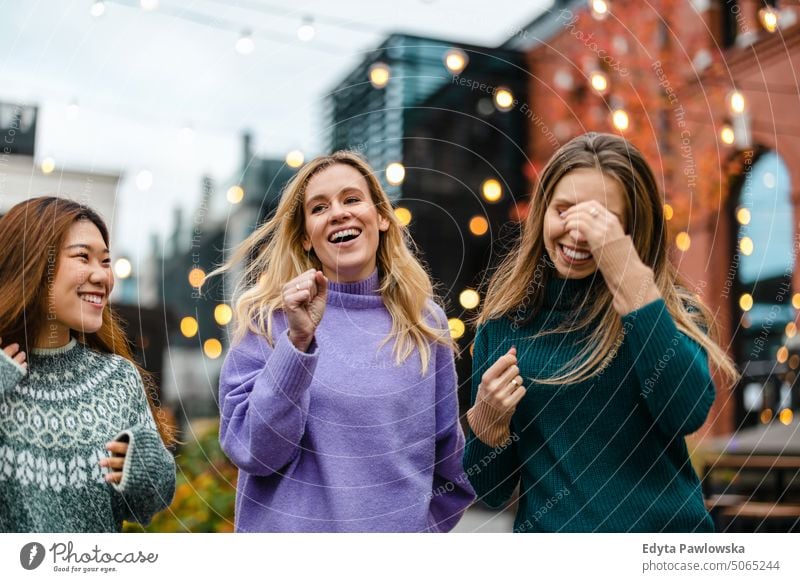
[0,0,550,259]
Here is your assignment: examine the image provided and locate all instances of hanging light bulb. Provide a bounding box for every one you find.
[369,62,390,89]
[611,108,629,131]
[89,1,106,17]
[297,17,315,42]
[720,124,735,145]
[236,31,255,55]
[494,87,515,111]
[285,150,304,168]
[728,90,746,114]
[386,162,405,185]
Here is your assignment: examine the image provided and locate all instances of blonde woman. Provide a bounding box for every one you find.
[465,133,738,532]
[215,151,474,532]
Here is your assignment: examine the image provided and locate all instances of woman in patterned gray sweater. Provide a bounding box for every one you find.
[0,197,176,532]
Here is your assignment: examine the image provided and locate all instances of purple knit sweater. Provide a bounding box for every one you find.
[218,272,475,532]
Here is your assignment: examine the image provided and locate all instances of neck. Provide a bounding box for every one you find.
[34,322,71,349]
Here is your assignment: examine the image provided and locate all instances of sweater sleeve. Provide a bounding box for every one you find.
[109,362,176,526]
[622,298,715,437]
[0,347,26,394]
[427,330,476,532]
[462,324,521,508]
[218,327,318,476]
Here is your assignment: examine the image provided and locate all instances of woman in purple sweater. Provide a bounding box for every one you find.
[214,151,475,532]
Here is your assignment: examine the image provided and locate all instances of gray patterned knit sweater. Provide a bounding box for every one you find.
[0,338,176,532]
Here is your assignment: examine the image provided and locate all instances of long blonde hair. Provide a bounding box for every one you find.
[211,151,451,374]
[479,133,739,385]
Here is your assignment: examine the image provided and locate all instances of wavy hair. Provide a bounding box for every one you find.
[0,196,176,445]
[212,151,451,374]
[479,132,738,386]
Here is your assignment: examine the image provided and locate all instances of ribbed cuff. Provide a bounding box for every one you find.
[0,348,26,393]
[467,400,513,447]
[264,330,319,402]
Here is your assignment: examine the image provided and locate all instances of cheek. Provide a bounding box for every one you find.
[543,214,564,242]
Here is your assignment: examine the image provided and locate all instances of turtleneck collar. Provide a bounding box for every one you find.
[326,270,384,310]
[543,273,597,310]
[30,337,79,356]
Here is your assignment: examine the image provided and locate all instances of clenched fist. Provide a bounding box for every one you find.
[282,269,328,352]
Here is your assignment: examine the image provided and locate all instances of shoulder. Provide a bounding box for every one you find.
[423,300,448,330]
[82,344,143,385]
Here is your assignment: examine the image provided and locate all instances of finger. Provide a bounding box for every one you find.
[105,441,129,456]
[100,456,125,471]
[13,351,26,365]
[493,366,521,396]
[284,289,311,308]
[503,386,527,408]
[3,343,20,357]
[482,352,517,383]
[105,472,123,484]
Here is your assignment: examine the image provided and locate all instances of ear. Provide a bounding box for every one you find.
[378,213,390,232]
[302,235,312,252]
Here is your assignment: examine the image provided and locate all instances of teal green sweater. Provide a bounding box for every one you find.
[0,338,176,532]
[463,276,715,532]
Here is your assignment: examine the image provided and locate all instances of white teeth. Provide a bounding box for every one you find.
[328,228,361,243]
[562,245,591,260]
[80,294,103,305]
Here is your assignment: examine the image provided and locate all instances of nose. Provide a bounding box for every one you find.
[87,262,110,287]
[569,226,588,245]
[329,200,351,222]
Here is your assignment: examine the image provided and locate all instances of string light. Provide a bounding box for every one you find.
[369,62,390,89]
[394,207,412,226]
[90,1,106,17]
[739,236,753,256]
[114,258,132,279]
[590,71,609,94]
[459,289,480,310]
[590,0,610,20]
[612,109,629,131]
[759,6,780,33]
[204,338,223,359]
[188,268,206,288]
[386,162,405,185]
[675,231,691,251]
[41,157,56,174]
[214,304,233,326]
[728,90,746,114]
[494,87,514,111]
[720,124,735,145]
[180,316,198,338]
[481,178,503,203]
[739,293,753,312]
[469,216,489,236]
[444,48,468,74]
[448,318,465,339]
[663,203,674,221]
[286,150,304,168]
[226,185,244,204]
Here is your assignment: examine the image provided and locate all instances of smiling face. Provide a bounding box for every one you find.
[302,163,390,283]
[40,219,114,346]
[543,168,627,279]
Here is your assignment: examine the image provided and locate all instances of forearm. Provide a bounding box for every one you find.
[596,236,661,315]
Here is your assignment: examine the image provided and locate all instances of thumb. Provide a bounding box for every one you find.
[312,271,328,305]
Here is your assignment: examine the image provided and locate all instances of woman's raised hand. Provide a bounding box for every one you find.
[282,269,328,352]
[1,338,27,371]
[468,347,526,446]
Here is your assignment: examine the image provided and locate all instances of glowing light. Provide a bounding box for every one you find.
[226,185,244,204]
[394,207,412,226]
[188,268,206,288]
[793,294,800,310]
[285,150,304,168]
[759,7,780,33]
[736,207,751,225]
[590,71,609,94]
[136,170,153,191]
[786,322,797,338]
[459,289,480,310]
[236,31,255,55]
[469,216,489,236]
[777,346,789,364]
[214,304,233,326]
[739,293,753,312]
[113,258,132,279]
[761,408,773,423]
[790,354,800,370]
[204,338,223,359]
[590,0,610,20]
[448,318,465,339]
[494,87,514,111]
[369,62,390,89]
[481,178,503,203]
[180,317,198,338]
[40,157,56,174]
[739,236,754,256]
[385,162,405,186]
[720,125,735,145]
[90,1,106,17]
[612,109,630,131]
[779,408,794,425]
[297,17,315,42]
[728,90,746,114]
[444,48,468,74]
[675,231,691,252]
[663,203,674,221]
[140,0,158,11]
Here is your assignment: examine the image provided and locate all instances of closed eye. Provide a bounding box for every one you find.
[311,204,326,214]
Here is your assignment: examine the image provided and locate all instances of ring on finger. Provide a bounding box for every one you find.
[296,283,302,291]
[589,206,599,217]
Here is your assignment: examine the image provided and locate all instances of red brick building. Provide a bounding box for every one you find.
[504,0,800,439]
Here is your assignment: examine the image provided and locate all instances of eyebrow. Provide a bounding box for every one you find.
[65,243,110,254]
[305,187,365,208]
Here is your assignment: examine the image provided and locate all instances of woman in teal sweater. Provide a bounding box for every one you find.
[464,133,738,532]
